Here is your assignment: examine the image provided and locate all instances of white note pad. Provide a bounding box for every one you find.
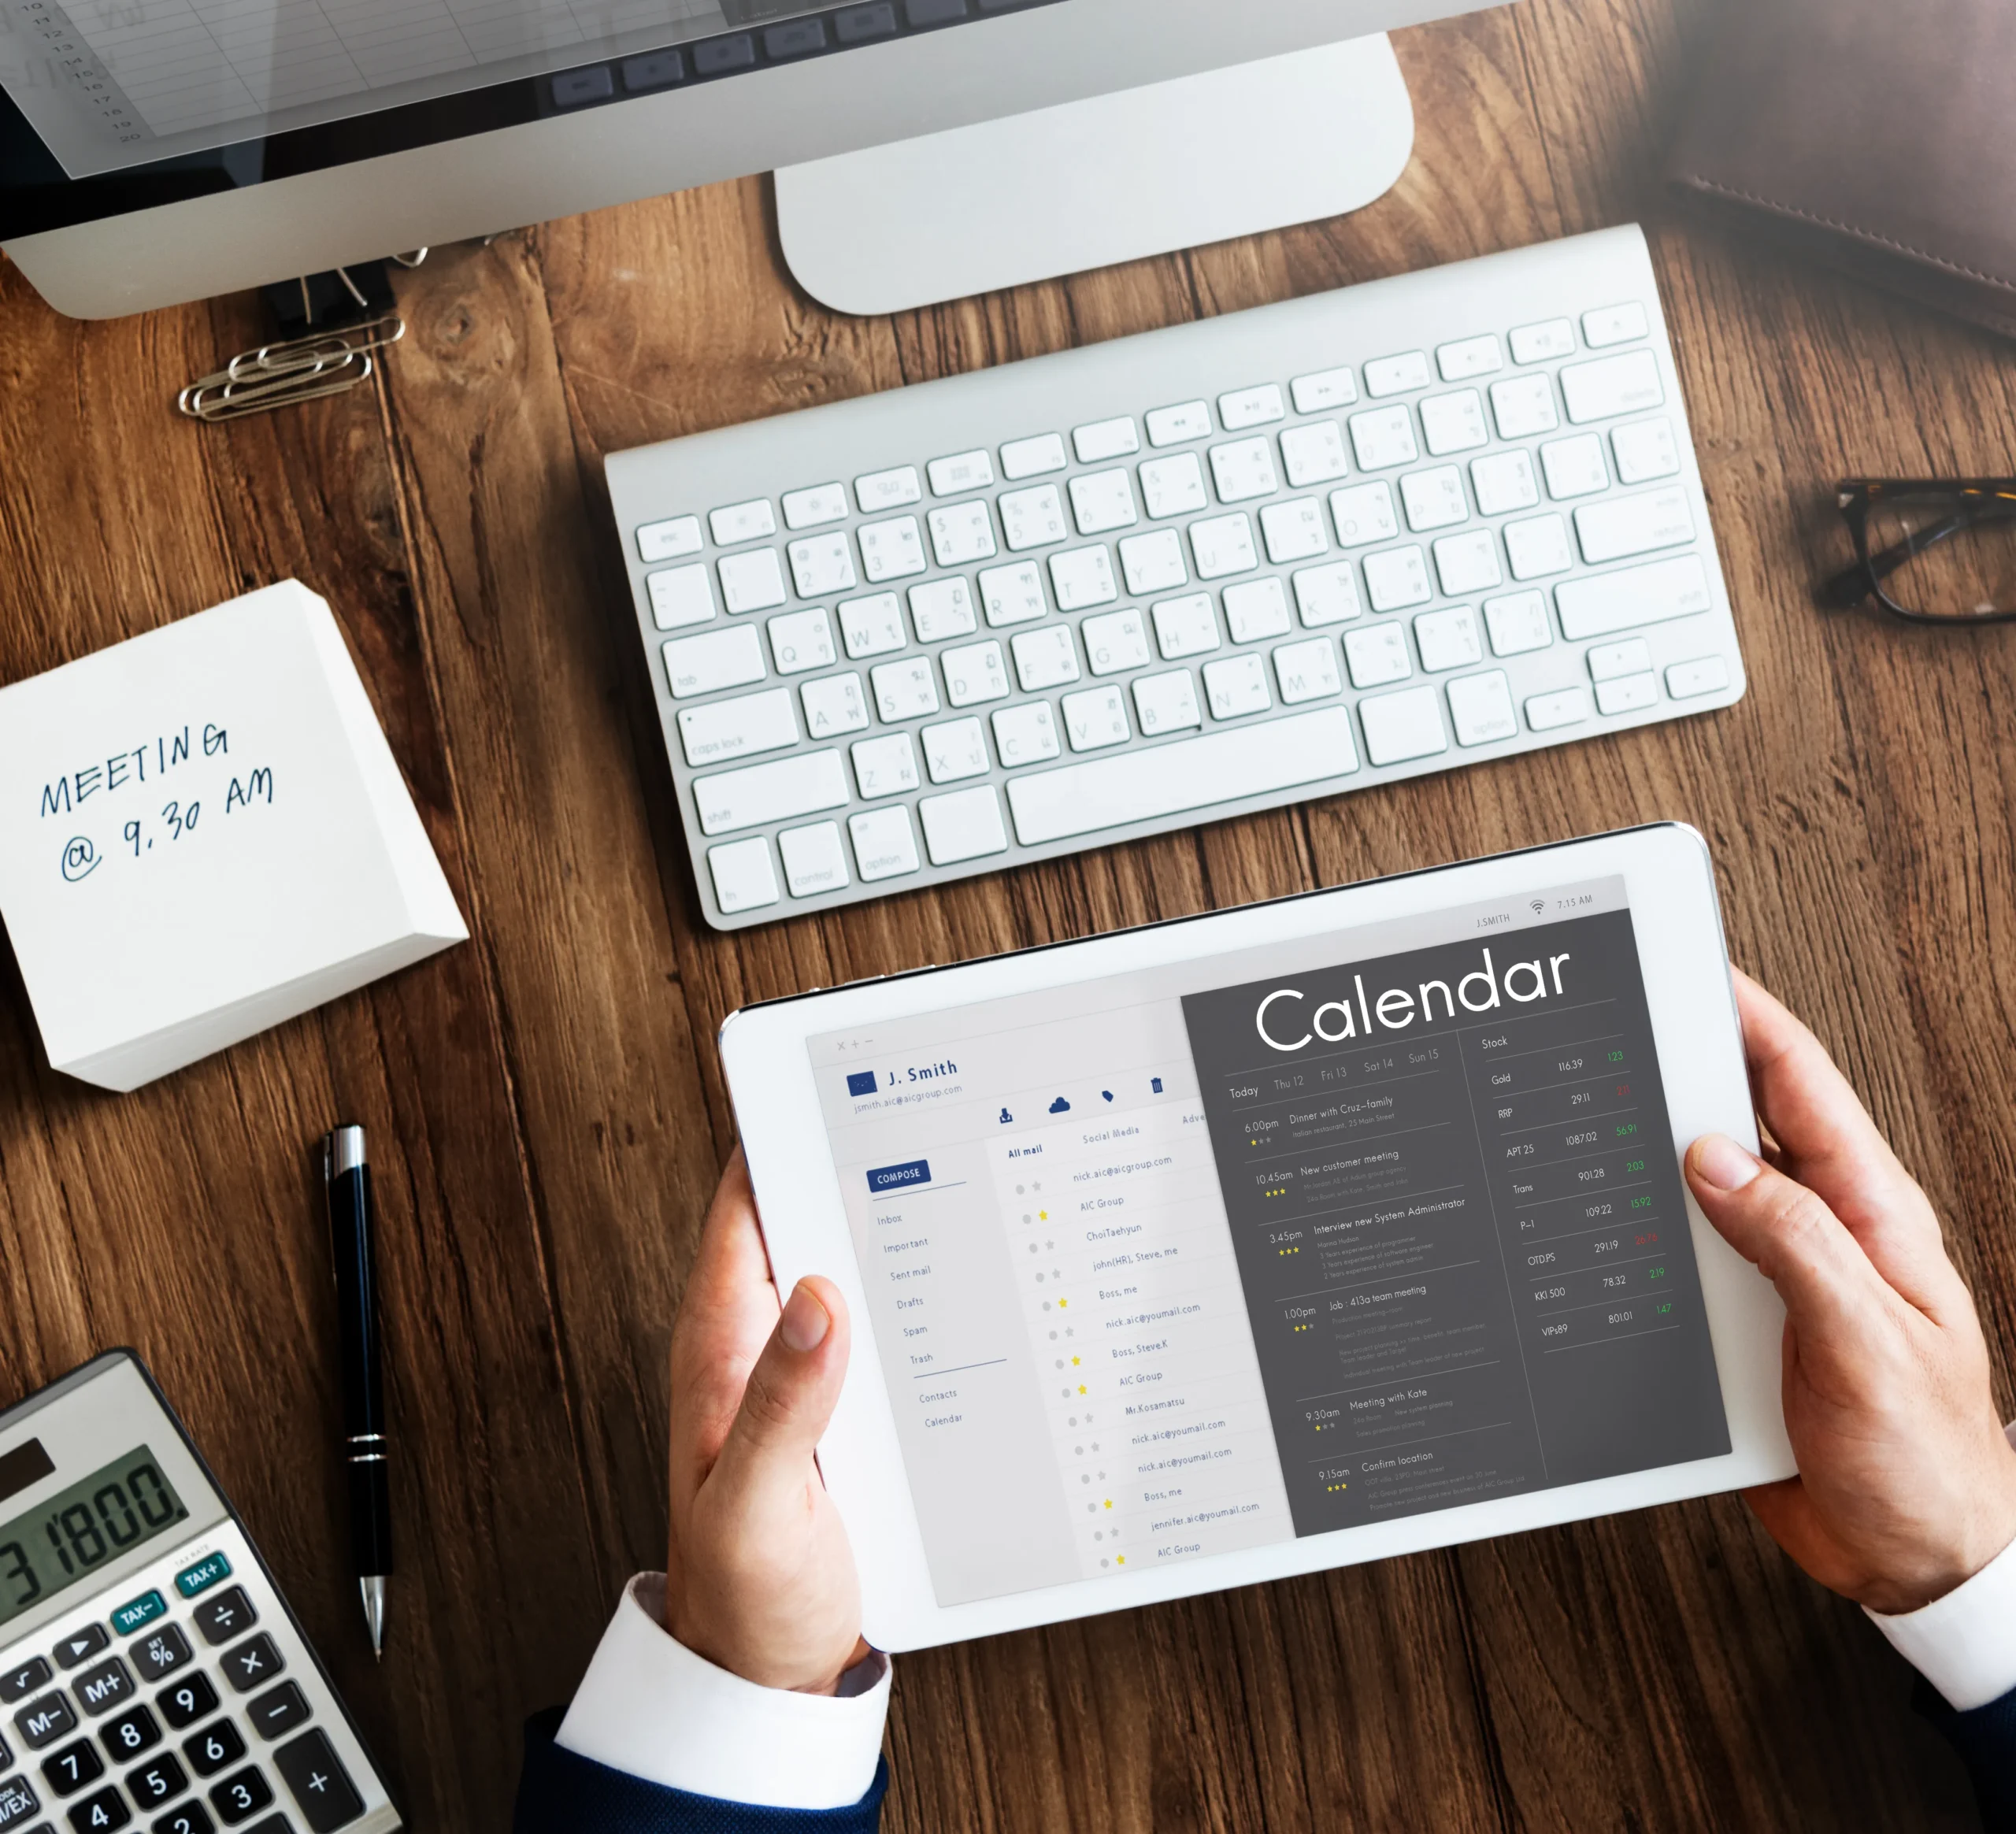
[0,581,468,1091]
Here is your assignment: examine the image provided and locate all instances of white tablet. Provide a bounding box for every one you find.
[723,824,1792,1651]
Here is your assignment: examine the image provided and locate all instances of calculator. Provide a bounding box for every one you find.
[0,1352,398,1834]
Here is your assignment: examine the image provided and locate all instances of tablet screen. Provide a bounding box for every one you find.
[809,875,1730,1606]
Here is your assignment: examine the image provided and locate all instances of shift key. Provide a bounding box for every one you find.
[694,749,849,835]
[1556,554,1714,641]
[1574,487,1695,565]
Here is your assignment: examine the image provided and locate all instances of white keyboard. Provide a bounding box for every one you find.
[606,226,1744,931]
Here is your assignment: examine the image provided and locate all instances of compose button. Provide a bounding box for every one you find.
[867,1160,930,1194]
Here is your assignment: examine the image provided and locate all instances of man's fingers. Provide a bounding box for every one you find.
[709,1277,851,1520]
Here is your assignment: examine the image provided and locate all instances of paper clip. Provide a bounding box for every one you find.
[176,313,406,424]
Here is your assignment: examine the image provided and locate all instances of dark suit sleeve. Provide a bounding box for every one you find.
[515,1709,887,1834]
[1918,1677,2016,1826]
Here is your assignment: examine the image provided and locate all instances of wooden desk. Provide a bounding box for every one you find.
[2,0,2010,1825]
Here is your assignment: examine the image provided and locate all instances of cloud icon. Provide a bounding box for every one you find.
[1048,1096,1070,1113]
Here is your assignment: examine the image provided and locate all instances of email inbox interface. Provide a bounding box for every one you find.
[814,887,1729,1606]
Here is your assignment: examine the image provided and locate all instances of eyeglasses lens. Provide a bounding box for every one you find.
[1866,492,2016,620]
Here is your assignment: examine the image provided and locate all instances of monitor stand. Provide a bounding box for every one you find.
[775,35,1415,319]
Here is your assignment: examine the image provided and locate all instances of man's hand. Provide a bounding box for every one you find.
[1685,969,2016,1616]
[664,1148,869,1693]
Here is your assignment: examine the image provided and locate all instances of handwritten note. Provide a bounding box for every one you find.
[0,581,466,1091]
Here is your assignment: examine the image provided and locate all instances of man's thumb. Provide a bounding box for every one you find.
[1684,1134,1870,1328]
[717,1278,850,1487]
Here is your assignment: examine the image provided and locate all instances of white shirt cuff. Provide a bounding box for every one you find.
[1866,1421,2016,1713]
[555,1574,891,1810]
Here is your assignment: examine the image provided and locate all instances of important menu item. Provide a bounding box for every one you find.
[0,580,467,1091]
[811,878,1730,1606]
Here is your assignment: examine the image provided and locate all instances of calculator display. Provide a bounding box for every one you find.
[0,1445,189,1628]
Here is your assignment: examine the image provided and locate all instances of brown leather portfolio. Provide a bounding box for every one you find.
[1666,0,2016,338]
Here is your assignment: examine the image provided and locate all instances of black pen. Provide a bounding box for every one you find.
[321,1124,393,1659]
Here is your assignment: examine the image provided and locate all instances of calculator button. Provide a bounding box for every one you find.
[272,1732,361,1833]
[153,1677,214,1735]
[151,1804,213,1834]
[108,1598,165,1641]
[41,1740,102,1795]
[95,1710,157,1765]
[53,1635,107,1675]
[0,1773,35,1826]
[172,1558,231,1604]
[241,1690,306,1747]
[0,1663,49,1706]
[206,1769,270,1826]
[16,1695,76,1748]
[215,1643,279,1699]
[127,1634,188,1690]
[70,1664,132,1720]
[190,1599,254,1652]
[0,1728,9,1770]
[67,1786,129,1831]
[122,1757,183,1812]
[181,1725,242,1780]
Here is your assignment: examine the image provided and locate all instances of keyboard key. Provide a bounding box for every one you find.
[1328,482,1399,549]
[1343,624,1412,688]
[801,672,870,736]
[695,750,850,835]
[648,564,717,632]
[1273,637,1343,705]
[788,532,858,597]
[1447,671,1518,747]
[1414,606,1483,674]
[1292,366,1358,413]
[850,732,921,798]
[155,1675,218,1736]
[767,607,838,676]
[717,549,788,613]
[927,502,998,567]
[1117,529,1188,596]
[858,516,927,583]
[1666,655,1732,699]
[17,1693,77,1748]
[977,562,1047,628]
[1560,350,1664,424]
[1080,608,1151,676]
[1139,454,1209,521]
[637,516,702,563]
[152,1804,213,1834]
[678,687,799,769]
[928,450,995,496]
[1222,579,1292,645]
[0,1774,35,1828]
[1503,514,1574,581]
[1004,706,1358,845]
[1419,390,1488,457]
[272,1728,365,1834]
[1540,433,1609,501]
[1209,438,1278,504]
[1348,406,1418,472]
[999,433,1068,480]
[1596,672,1660,716]
[208,1765,271,1825]
[855,466,921,513]
[1490,373,1559,441]
[1189,514,1258,580]
[1364,352,1431,397]
[1433,530,1503,597]
[1217,384,1285,431]
[1011,626,1081,691]
[781,483,849,530]
[217,1639,279,1699]
[1555,554,1714,641]
[1292,561,1362,627]
[1061,687,1131,752]
[98,1706,159,1763]
[664,625,766,698]
[838,593,906,658]
[1259,498,1328,565]
[1132,670,1201,735]
[0,1661,49,1705]
[870,658,939,722]
[127,1628,191,1687]
[1484,591,1553,656]
[1612,417,1681,485]
[921,717,991,784]
[1279,421,1350,489]
[990,702,1061,766]
[1202,655,1271,719]
[1151,594,1221,660]
[1575,487,1695,565]
[1068,470,1138,537]
[1359,685,1450,766]
[999,486,1069,552]
[109,1596,166,1640]
[1362,546,1432,612]
[908,577,977,643]
[1510,317,1577,364]
[1583,302,1650,348]
[71,1662,132,1719]
[1470,450,1539,517]
[124,1754,183,1810]
[1073,417,1140,464]
[710,499,776,546]
[1587,637,1653,682]
[1047,547,1117,612]
[1145,402,1212,446]
[708,835,779,916]
[43,1737,103,1793]
[1525,686,1592,731]
[66,1783,127,1831]
[182,1721,243,1778]
[54,1634,109,1673]
[242,1685,309,1745]
[1436,335,1503,381]
[780,821,850,897]
[940,641,1011,706]
[1399,467,1467,533]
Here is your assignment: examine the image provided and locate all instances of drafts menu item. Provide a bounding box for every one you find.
[0,581,467,1091]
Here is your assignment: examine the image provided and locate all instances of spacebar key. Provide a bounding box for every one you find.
[1006,708,1359,847]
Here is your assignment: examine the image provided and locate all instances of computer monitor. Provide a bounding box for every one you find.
[0,0,1487,321]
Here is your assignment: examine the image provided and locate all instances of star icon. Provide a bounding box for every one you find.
[1039,1210,1048,1221]
[1077,1384,1087,1395]
[1071,1356,1080,1366]
[1102,1499,1112,1510]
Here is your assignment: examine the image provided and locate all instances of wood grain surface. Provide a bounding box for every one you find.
[2,0,2012,1826]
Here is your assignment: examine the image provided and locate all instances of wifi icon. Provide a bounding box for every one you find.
[1529,899,1546,915]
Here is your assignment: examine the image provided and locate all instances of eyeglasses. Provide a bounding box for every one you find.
[1821,480,2016,624]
